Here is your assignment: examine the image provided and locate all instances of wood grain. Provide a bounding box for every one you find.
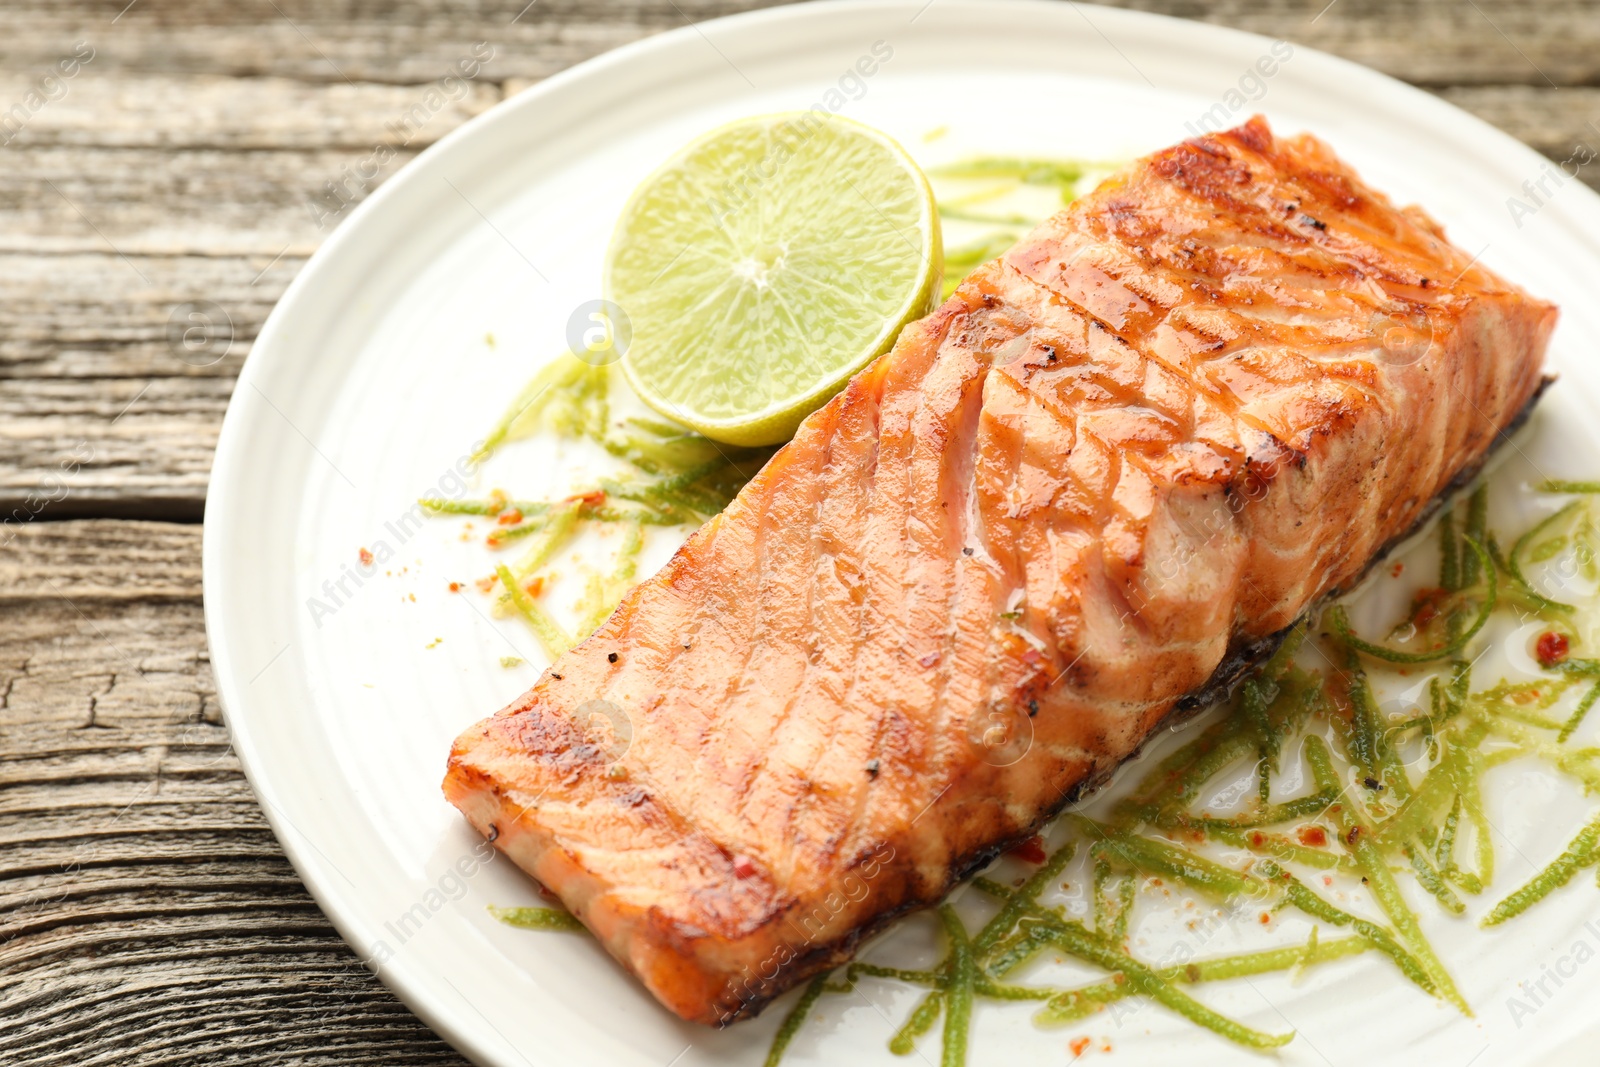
[0,0,1595,85]
[4,1,1599,1063]
[0,521,465,1064]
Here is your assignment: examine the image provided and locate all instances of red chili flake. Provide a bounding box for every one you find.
[358,547,374,566]
[1322,875,1334,887]
[475,574,498,594]
[566,489,607,507]
[524,576,546,597]
[1070,1037,1091,1057]
[1248,831,1266,848]
[1537,631,1570,668]
[1409,587,1451,628]
[497,508,523,526]
[1009,835,1047,864]
[1259,912,1271,925]
[448,582,462,593]
[1390,562,1404,578]
[1297,826,1328,848]
[733,856,757,879]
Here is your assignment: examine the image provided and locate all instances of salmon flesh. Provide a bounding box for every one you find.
[444,116,1555,1025]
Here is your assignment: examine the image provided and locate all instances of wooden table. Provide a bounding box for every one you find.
[2,1,1595,1061]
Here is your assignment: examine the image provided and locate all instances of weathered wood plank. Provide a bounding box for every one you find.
[0,0,760,85]
[1442,84,1600,163]
[1115,0,1600,86]
[4,86,1596,257]
[0,0,1593,87]
[0,516,201,597]
[0,74,501,150]
[0,374,230,517]
[0,250,288,380]
[3,82,1599,515]
[0,69,498,253]
[0,75,495,520]
[0,145,425,254]
[0,520,468,1066]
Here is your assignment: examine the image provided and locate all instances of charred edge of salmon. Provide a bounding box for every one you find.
[710,883,931,1027]
[717,376,1552,1025]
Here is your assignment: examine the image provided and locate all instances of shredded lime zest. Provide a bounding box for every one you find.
[428,352,774,651]
[1328,539,1496,664]
[1560,680,1600,742]
[489,905,586,932]
[762,974,830,1067]
[936,906,976,1067]
[928,158,1100,184]
[1505,498,1582,615]
[1010,904,1295,1049]
[889,991,943,1055]
[1037,931,1368,1023]
[928,155,1117,297]
[1483,811,1600,925]
[495,563,570,659]
[1306,735,1469,1013]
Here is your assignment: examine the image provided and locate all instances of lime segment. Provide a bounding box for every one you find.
[605,113,942,446]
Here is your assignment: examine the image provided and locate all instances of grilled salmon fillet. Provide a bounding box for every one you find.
[444,116,1555,1025]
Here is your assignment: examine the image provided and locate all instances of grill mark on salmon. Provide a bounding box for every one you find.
[443,116,1557,1025]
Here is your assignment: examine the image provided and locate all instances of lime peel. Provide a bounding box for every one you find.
[605,112,942,446]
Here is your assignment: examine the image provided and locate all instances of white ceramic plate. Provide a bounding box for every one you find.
[204,2,1600,1063]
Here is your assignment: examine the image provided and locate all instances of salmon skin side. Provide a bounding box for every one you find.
[444,116,1556,1025]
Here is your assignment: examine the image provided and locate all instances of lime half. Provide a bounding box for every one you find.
[605,113,942,447]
